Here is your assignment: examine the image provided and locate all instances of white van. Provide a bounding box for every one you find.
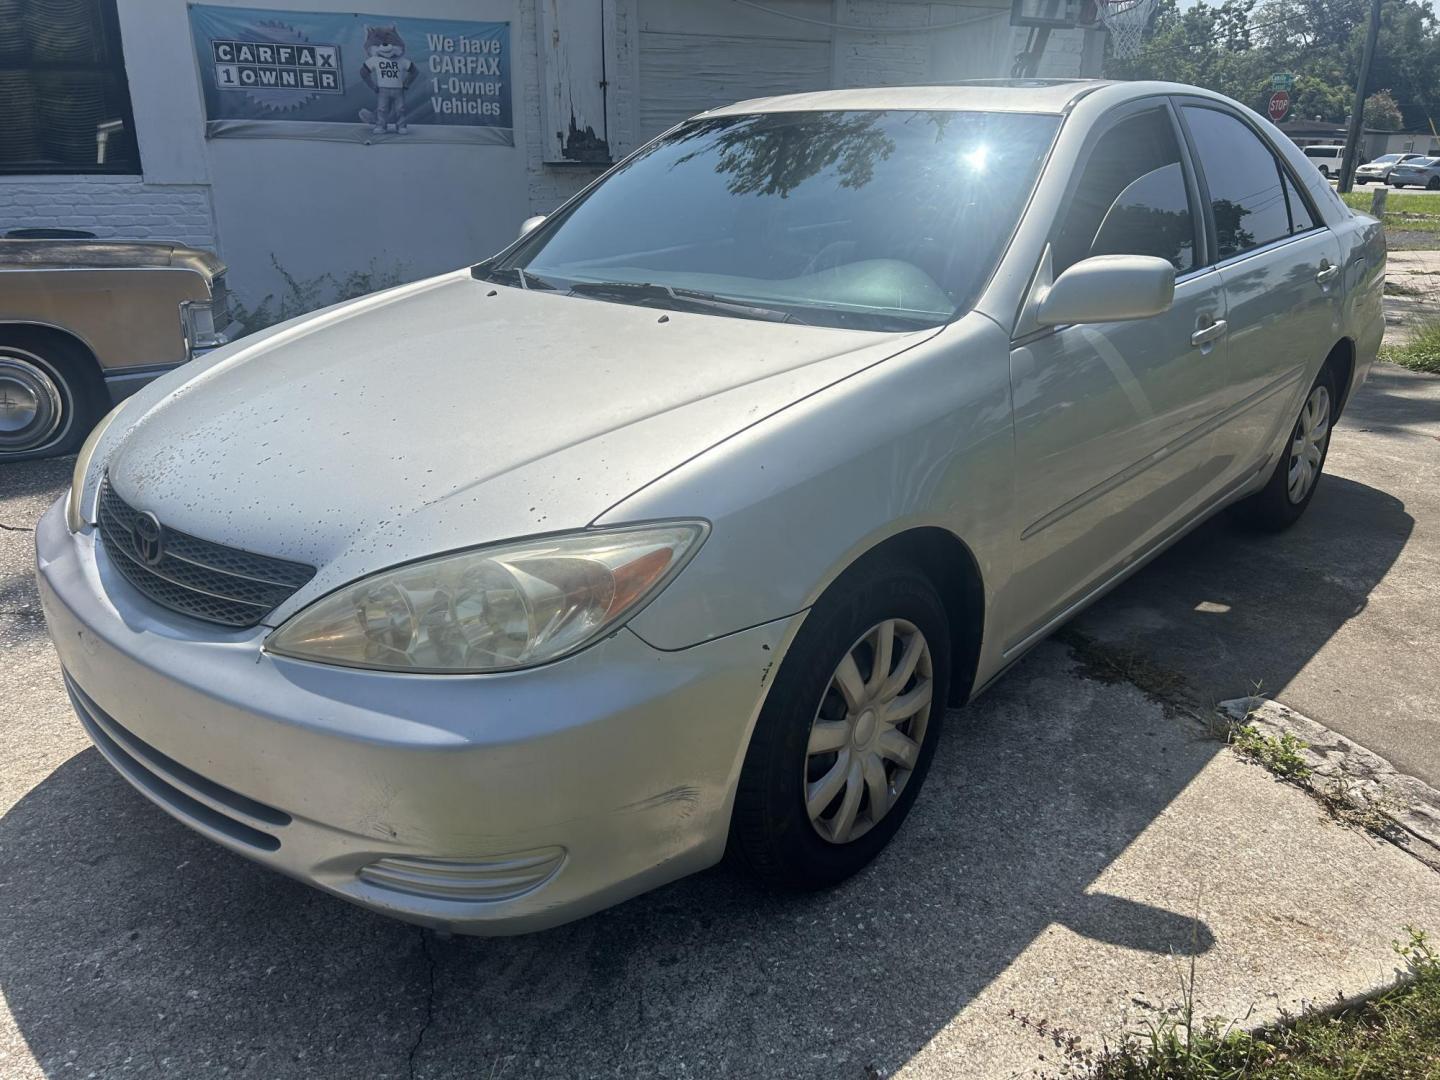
[1302,144,1350,177]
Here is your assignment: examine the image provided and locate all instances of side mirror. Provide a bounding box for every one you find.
[1035,255,1175,327]
[519,215,546,239]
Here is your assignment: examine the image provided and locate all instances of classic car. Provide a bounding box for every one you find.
[1,235,236,461]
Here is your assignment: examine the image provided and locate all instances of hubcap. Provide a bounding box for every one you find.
[1287,384,1331,504]
[0,352,64,453]
[803,618,934,844]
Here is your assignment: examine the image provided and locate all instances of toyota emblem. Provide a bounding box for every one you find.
[132,511,166,566]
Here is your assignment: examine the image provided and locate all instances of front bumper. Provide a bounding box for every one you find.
[34,499,799,934]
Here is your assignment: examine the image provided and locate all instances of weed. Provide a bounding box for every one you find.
[1380,318,1440,374]
[230,254,407,335]
[1031,927,1440,1078]
[1227,725,1312,782]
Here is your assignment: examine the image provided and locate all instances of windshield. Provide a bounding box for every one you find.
[490,109,1061,331]
[1373,154,1403,163]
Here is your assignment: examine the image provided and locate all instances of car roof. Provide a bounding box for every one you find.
[701,79,1261,118]
[703,79,1115,117]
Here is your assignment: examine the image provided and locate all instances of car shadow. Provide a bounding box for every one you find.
[0,458,1414,1079]
[1,639,1224,1079]
[1070,470,1415,721]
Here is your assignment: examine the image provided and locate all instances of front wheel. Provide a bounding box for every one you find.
[1428,177,1440,191]
[1230,364,1339,531]
[0,333,102,462]
[1318,165,1331,178]
[729,564,950,890]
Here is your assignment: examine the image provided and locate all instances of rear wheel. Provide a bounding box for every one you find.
[729,564,950,890]
[1230,363,1339,532]
[0,331,102,462]
[1318,165,1331,178]
[1428,177,1440,191]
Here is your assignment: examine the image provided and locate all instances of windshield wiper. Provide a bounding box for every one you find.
[565,281,811,324]
[471,264,557,291]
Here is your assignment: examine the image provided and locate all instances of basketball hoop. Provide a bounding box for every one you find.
[1098,0,1159,58]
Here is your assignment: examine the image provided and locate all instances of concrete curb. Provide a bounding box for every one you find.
[1220,696,1440,873]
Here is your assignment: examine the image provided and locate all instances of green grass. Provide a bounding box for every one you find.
[1342,189,1440,235]
[1031,929,1440,1079]
[1380,320,1440,374]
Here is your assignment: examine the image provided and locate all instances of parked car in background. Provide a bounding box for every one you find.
[1388,156,1440,189]
[1354,151,1427,184]
[1301,144,1353,177]
[0,236,236,461]
[38,80,1383,936]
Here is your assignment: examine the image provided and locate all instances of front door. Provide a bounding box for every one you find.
[1000,102,1232,653]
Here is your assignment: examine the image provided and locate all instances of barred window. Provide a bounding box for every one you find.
[0,0,141,174]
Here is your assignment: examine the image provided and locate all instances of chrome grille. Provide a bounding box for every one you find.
[97,478,315,628]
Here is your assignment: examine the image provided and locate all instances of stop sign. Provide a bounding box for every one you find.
[1268,90,1291,122]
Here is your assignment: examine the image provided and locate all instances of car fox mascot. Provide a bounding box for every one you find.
[358,25,418,135]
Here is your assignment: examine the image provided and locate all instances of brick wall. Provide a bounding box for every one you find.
[0,176,217,250]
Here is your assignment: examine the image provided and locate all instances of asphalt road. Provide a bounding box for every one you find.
[2,363,1437,1078]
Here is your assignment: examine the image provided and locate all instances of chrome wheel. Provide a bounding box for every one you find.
[1286,384,1331,504]
[803,618,934,844]
[0,349,66,455]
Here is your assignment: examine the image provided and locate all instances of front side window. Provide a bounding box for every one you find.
[1184,107,1295,260]
[0,0,140,174]
[493,109,1061,331]
[1052,108,1196,275]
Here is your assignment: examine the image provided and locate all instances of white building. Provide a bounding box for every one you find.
[0,0,1102,310]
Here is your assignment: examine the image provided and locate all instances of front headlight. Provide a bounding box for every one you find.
[265,522,707,673]
[66,403,124,532]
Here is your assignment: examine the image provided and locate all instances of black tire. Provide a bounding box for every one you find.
[1428,177,1440,191]
[1318,165,1331,178]
[729,562,950,890]
[1393,182,1406,188]
[0,329,104,462]
[1230,362,1340,532]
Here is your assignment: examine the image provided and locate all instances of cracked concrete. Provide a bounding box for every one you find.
[1220,696,1440,872]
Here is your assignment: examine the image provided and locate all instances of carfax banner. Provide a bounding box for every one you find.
[188,5,512,145]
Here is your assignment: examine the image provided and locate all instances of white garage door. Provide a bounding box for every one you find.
[637,0,833,139]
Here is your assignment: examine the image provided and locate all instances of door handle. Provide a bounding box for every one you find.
[1190,319,1227,347]
[1316,263,1341,285]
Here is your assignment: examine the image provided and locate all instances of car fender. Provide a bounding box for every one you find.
[599,311,1014,661]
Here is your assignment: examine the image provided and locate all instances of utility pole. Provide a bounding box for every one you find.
[1339,0,1383,193]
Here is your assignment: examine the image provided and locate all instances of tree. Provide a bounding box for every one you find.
[1364,89,1404,129]
[1104,0,1440,133]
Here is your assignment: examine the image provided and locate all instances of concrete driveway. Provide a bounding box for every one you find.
[2,366,1439,1079]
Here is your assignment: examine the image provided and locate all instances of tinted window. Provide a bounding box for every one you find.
[1184,107,1292,259]
[1282,171,1315,232]
[0,0,140,174]
[1303,147,1339,159]
[501,110,1061,331]
[1053,108,1196,274]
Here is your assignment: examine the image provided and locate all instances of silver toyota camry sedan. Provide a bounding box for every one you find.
[36,80,1384,935]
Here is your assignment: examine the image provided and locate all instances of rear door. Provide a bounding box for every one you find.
[1178,103,1342,488]
[1002,100,1231,652]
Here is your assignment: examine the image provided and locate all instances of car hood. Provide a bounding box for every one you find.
[104,269,930,621]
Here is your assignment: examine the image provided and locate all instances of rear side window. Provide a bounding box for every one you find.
[1281,171,1316,232]
[1184,107,1296,259]
[1053,108,1196,275]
